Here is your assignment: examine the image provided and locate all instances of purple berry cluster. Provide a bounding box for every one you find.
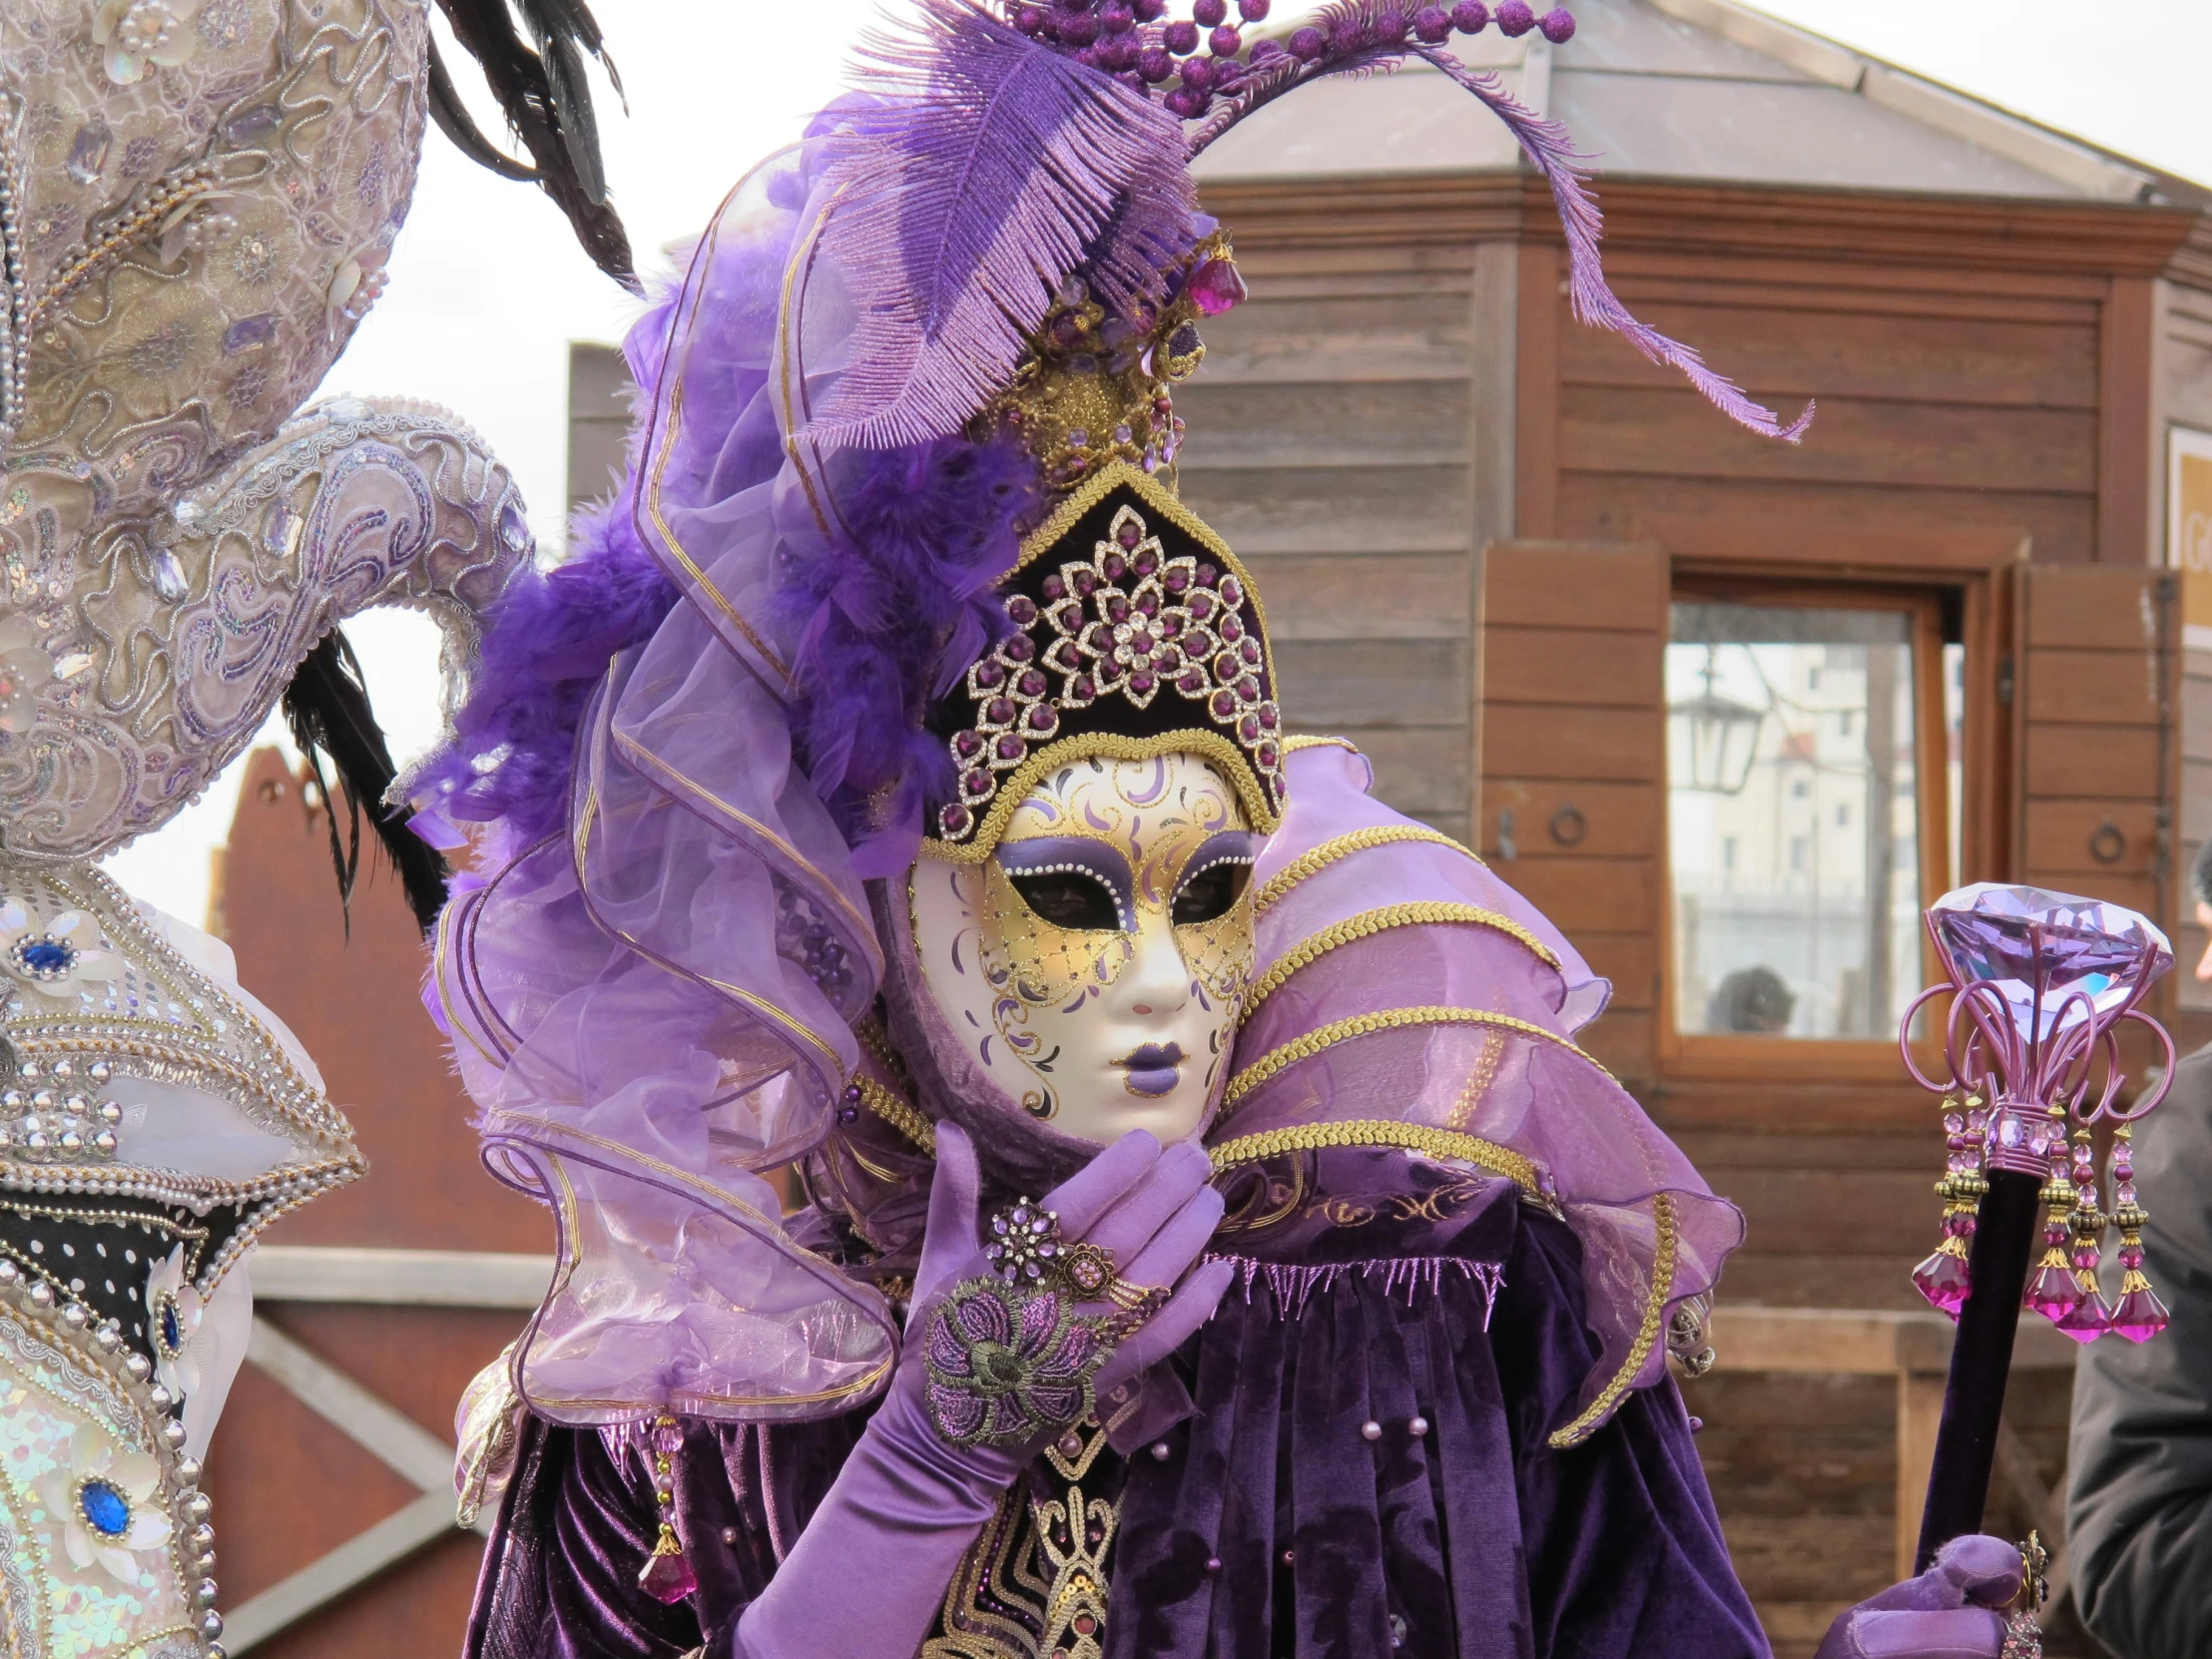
[1006,1,1576,120]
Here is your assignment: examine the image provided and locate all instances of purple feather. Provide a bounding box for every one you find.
[1185,2,1811,442]
[1414,46,1812,441]
[773,432,1039,877]
[810,0,1199,451]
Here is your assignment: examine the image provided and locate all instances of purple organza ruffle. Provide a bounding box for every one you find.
[431,144,906,1424]
[1219,741,1744,1431]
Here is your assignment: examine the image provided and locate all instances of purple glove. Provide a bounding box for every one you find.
[728,1124,1232,1659]
[1814,1535,2025,1659]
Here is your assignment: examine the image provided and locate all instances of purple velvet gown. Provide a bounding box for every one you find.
[462,1147,1766,1659]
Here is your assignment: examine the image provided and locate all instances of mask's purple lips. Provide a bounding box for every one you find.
[1116,1042,1186,1099]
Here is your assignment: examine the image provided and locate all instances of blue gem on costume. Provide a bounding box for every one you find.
[78,1479,130,1538]
[158,1296,183,1355]
[16,938,75,976]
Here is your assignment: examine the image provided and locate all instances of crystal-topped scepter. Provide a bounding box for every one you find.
[1899,884,2176,1570]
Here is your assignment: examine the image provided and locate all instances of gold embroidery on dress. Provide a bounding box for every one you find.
[926,1422,1121,1659]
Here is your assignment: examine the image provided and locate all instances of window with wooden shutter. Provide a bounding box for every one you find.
[2010,563,2179,1012]
[1476,540,1668,1085]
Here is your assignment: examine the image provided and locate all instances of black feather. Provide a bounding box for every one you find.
[429,0,639,290]
[280,630,451,934]
[427,39,539,183]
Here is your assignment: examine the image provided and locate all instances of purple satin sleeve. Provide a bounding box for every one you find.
[463,1409,870,1659]
[1501,1212,1770,1659]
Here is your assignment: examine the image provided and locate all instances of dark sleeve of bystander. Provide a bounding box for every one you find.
[2067,1043,2212,1659]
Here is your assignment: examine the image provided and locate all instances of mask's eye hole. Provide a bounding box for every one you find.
[1172,861,1250,926]
[1009,871,1122,931]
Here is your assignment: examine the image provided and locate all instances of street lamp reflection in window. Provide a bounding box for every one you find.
[1666,600,1954,1042]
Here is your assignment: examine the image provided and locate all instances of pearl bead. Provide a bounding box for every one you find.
[1360,1420,1382,1441]
[1150,1440,1172,1461]
[1280,1548,1295,1566]
[1204,1556,1222,1574]
[1407,1415,1429,1438]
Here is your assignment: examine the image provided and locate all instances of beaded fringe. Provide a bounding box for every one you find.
[1203,1251,1505,1328]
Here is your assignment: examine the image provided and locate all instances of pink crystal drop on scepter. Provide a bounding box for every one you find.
[2105,1125,2170,1343]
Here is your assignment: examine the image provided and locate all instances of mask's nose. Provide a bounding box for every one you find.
[1117,909,1192,1019]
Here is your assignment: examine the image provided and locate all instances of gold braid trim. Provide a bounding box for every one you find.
[853,1074,936,1155]
[1207,1118,1544,1200]
[1247,901,1558,1011]
[1545,1192,1678,1449]
[1224,1006,1595,1109]
[1252,827,1483,915]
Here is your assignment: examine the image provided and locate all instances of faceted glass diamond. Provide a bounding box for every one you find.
[1929,883,2172,1043]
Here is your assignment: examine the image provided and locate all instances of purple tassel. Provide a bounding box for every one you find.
[811,0,1199,451]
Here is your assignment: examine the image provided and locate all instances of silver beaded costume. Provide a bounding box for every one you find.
[0,1,558,1651]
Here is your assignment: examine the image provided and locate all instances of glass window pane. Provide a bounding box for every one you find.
[1667,602,1924,1040]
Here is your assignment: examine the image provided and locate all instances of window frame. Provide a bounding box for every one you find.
[1656,576,1957,1083]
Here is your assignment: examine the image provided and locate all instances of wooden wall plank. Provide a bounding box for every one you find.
[1175,379,1469,467]
[2098,276,2157,567]
[1479,628,1663,708]
[2022,725,2161,798]
[1482,542,1668,630]
[1498,856,1657,933]
[1514,242,1559,538]
[1481,541,1667,1083]
[1274,639,1465,728]
[1193,293,1472,384]
[1312,727,1469,819]
[1482,707,1663,783]
[1178,464,1469,555]
[1558,303,2099,409]
[1569,932,1660,1010]
[2023,801,2162,874]
[1475,779,1661,859]
[1560,387,2098,494]
[2024,564,2162,647]
[1556,474,2096,567]
[1248,554,1468,640]
[2022,650,2161,726]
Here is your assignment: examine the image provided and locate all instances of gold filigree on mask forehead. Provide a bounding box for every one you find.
[1004,756,1245,903]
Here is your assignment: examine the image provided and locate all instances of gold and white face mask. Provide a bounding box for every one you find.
[909,752,1257,1147]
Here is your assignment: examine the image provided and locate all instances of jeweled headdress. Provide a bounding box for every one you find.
[423,0,1783,1429]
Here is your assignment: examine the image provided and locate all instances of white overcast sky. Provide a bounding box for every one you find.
[103,0,2212,924]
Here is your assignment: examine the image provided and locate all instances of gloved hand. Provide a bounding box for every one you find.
[1814,1534,2026,1659]
[728,1123,1231,1659]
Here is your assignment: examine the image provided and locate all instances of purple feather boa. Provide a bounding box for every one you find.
[776,434,1039,875]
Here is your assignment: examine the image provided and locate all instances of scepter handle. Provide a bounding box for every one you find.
[1913,1165,2042,1571]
